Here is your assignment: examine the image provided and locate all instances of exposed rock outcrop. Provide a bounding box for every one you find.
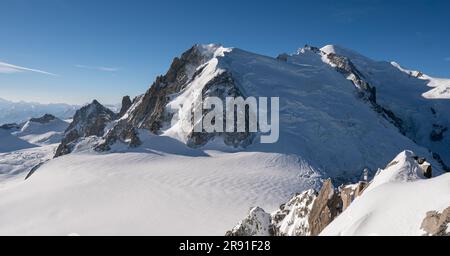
[226,178,369,236]
[98,45,253,151]
[186,71,254,148]
[227,151,435,236]
[54,100,116,157]
[413,156,433,178]
[430,124,448,142]
[308,179,343,236]
[96,45,211,150]
[276,53,289,62]
[0,123,20,131]
[29,114,56,124]
[127,45,210,133]
[118,96,132,118]
[95,119,141,151]
[340,181,368,212]
[225,207,272,236]
[421,206,450,236]
[326,52,376,103]
[303,44,323,54]
[299,45,407,137]
[271,189,317,236]
[307,45,450,172]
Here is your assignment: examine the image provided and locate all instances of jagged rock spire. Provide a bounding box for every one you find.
[118,95,132,117]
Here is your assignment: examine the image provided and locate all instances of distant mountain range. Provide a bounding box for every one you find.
[0,98,78,125]
[0,98,121,125]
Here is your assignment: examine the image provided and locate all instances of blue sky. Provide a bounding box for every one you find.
[1,0,449,104]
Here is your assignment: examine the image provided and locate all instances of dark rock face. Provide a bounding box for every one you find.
[227,179,369,236]
[276,53,289,62]
[308,179,343,236]
[24,161,47,180]
[97,45,210,151]
[304,44,322,54]
[379,106,406,135]
[29,114,56,124]
[187,71,254,148]
[326,52,376,103]
[95,119,141,151]
[421,206,450,236]
[118,96,132,117]
[0,123,20,131]
[413,156,433,178]
[54,100,116,157]
[128,45,208,133]
[430,124,448,141]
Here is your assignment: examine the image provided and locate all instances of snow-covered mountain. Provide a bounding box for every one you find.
[82,44,449,180]
[54,100,117,157]
[314,45,450,168]
[15,114,69,145]
[0,43,449,235]
[0,98,78,125]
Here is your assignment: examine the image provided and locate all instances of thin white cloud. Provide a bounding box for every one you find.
[75,64,119,72]
[444,57,450,62]
[0,61,57,76]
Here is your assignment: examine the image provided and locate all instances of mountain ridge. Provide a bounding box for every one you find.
[53,43,450,181]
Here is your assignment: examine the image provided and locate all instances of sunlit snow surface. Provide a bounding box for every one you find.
[0,44,450,235]
[321,151,450,236]
[0,134,320,235]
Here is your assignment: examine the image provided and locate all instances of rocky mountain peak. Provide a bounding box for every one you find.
[96,44,251,151]
[118,96,132,117]
[54,99,116,157]
[95,45,213,151]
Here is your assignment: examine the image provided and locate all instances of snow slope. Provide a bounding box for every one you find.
[0,144,57,183]
[15,117,69,145]
[391,61,450,99]
[162,44,438,182]
[316,45,450,165]
[0,133,319,235]
[0,129,36,153]
[0,116,68,183]
[321,151,450,236]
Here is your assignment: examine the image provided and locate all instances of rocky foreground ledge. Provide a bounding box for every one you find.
[226,150,450,236]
